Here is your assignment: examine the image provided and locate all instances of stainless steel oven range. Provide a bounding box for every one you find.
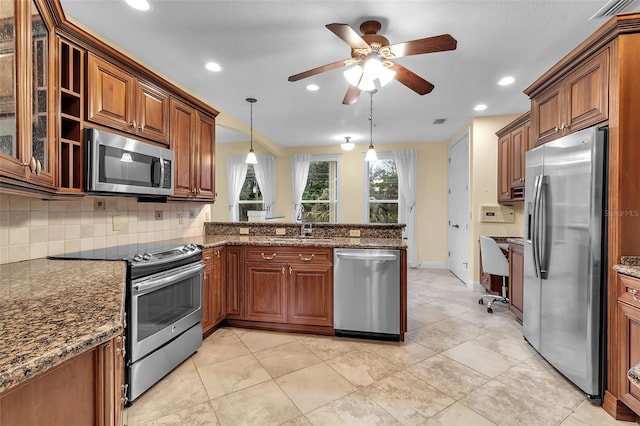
[51,242,204,403]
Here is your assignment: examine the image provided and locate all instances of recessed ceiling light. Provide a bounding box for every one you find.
[205,62,222,72]
[474,104,488,111]
[306,84,320,92]
[125,0,150,11]
[498,76,515,86]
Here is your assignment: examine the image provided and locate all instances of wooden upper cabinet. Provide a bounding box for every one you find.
[497,134,511,203]
[170,98,196,198]
[531,48,609,146]
[169,98,216,200]
[88,54,169,144]
[510,126,525,189]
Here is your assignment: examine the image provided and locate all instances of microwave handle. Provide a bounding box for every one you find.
[151,158,162,187]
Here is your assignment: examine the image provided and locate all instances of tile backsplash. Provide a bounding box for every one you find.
[0,194,211,264]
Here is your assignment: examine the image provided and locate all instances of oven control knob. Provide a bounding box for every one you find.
[182,248,189,253]
[188,244,196,250]
[132,254,142,262]
[142,252,152,261]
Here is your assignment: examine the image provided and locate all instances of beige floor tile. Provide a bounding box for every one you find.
[471,329,536,361]
[279,415,312,425]
[197,353,271,399]
[423,402,497,426]
[495,355,584,412]
[569,400,638,425]
[276,363,357,413]
[298,335,357,361]
[142,401,219,425]
[441,341,519,377]
[326,348,403,387]
[192,331,251,369]
[305,390,401,426]
[362,370,455,425]
[126,360,209,425]
[210,380,301,426]
[462,380,572,426]
[254,341,322,377]
[409,304,453,324]
[237,330,298,352]
[407,317,486,353]
[408,354,491,400]
[426,301,473,317]
[363,339,436,367]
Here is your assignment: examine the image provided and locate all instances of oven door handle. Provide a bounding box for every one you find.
[132,262,205,294]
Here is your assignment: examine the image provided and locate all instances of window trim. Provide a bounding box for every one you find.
[302,154,341,223]
[363,151,399,224]
[237,164,264,222]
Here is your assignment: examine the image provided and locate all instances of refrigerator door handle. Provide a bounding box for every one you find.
[538,175,550,279]
[531,174,542,278]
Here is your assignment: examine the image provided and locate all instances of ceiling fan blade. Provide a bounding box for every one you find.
[326,23,370,49]
[390,62,435,95]
[288,58,350,82]
[388,34,457,58]
[342,85,361,105]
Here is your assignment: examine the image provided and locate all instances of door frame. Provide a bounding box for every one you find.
[447,129,471,287]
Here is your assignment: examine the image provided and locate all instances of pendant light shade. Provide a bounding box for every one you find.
[365,91,378,162]
[245,97,258,164]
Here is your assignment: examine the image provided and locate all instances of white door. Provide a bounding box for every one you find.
[447,131,470,284]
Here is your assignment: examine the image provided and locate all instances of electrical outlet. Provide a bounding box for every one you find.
[155,211,163,221]
[239,227,250,235]
[178,213,184,224]
[275,228,286,235]
[94,198,105,211]
[189,210,196,219]
[349,229,361,237]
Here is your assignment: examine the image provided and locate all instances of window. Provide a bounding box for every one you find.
[301,155,339,223]
[366,154,398,223]
[238,164,263,221]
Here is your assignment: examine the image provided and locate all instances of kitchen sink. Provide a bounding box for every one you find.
[266,237,334,243]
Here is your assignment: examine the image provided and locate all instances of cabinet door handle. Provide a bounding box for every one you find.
[282,266,285,274]
[121,384,129,405]
[289,266,292,274]
[631,288,640,302]
[554,125,560,133]
[215,250,221,257]
[35,159,42,175]
[261,253,276,260]
[298,253,315,261]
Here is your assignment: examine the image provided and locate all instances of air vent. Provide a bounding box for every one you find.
[590,0,637,19]
[433,118,447,124]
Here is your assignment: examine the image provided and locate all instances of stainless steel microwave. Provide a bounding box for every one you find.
[85,128,174,196]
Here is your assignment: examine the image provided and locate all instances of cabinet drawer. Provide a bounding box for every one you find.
[244,246,332,264]
[619,273,640,309]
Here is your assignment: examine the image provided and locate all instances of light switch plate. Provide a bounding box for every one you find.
[349,229,361,237]
[275,228,286,235]
[239,227,250,235]
[112,215,123,231]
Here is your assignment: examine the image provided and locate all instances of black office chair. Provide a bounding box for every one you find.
[478,236,509,313]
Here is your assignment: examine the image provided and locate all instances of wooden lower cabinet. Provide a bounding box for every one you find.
[202,248,215,333]
[245,262,288,323]
[225,246,244,319]
[617,273,640,416]
[203,247,227,335]
[288,264,333,327]
[0,334,125,426]
[508,243,524,322]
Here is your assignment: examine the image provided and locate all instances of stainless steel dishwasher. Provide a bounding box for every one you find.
[333,248,400,341]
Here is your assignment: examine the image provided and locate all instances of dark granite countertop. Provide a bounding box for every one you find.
[198,234,406,250]
[0,259,126,394]
[614,256,640,279]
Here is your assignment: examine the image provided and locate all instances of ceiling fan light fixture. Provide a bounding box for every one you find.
[245,97,258,164]
[341,136,355,151]
[125,0,150,11]
[358,77,376,92]
[378,66,396,87]
[344,65,362,87]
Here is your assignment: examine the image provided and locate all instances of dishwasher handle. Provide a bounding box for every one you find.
[336,252,398,261]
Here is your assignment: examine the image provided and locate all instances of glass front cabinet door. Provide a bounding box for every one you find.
[0,0,55,190]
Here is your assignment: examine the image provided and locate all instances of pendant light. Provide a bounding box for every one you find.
[365,90,378,162]
[245,97,258,164]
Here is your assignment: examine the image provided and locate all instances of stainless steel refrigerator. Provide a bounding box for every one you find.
[523,125,607,400]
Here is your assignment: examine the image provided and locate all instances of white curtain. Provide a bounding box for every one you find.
[226,155,248,222]
[394,150,418,267]
[291,154,311,221]
[254,155,275,214]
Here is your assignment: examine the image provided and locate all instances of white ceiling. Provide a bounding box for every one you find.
[60,0,639,149]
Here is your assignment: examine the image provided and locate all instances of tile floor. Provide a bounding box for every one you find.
[125,268,635,426]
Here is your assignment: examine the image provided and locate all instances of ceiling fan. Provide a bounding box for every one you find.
[288,20,457,105]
